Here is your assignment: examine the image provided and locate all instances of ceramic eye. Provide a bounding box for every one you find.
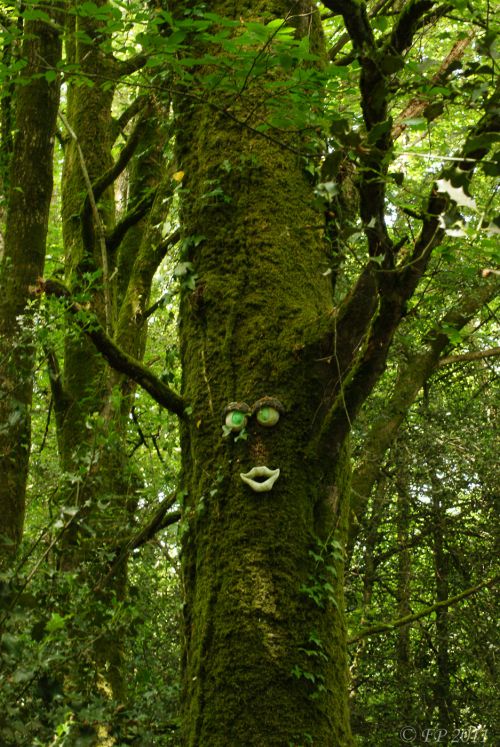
[225,409,248,432]
[255,405,280,427]
[222,402,251,433]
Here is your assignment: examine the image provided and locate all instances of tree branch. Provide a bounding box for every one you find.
[37,278,186,418]
[347,277,498,554]
[348,575,498,644]
[112,95,149,141]
[93,492,181,593]
[314,89,499,467]
[392,30,475,139]
[438,346,500,367]
[386,0,434,56]
[115,52,147,77]
[106,189,157,255]
[83,107,148,223]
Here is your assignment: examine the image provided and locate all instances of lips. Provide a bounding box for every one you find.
[240,466,280,492]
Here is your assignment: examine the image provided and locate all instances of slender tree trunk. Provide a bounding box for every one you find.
[51,6,170,724]
[348,476,387,739]
[395,472,413,726]
[0,6,62,567]
[431,479,453,740]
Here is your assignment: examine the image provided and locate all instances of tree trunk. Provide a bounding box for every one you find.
[0,6,62,567]
[51,10,174,730]
[395,472,413,726]
[50,1,157,717]
[431,477,453,740]
[175,3,353,744]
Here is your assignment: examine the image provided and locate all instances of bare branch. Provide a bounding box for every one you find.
[438,346,500,367]
[348,575,498,644]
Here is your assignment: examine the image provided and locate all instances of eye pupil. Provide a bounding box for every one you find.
[224,408,248,432]
[231,411,244,426]
[256,406,280,427]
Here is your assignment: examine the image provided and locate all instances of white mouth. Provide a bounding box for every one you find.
[240,466,280,492]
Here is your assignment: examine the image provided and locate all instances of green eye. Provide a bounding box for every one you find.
[225,410,248,431]
[256,406,280,427]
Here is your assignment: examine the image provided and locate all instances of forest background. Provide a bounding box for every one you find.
[0,1,498,745]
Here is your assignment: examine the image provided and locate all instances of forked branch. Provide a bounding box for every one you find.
[37,278,186,418]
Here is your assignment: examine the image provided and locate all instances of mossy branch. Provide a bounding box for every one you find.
[83,108,147,222]
[37,278,186,418]
[116,51,147,77]
[400,87,500,280]
[112,95,149,141]
[44,345,72,424]
[106,189,157,254]
[348,575,499,644]
[348,276,499,553]
[386,0,435,56]
[320,90,500,462]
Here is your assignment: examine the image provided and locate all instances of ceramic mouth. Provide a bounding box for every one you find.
[240,466,280,492]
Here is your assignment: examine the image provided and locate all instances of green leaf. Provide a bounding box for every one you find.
[22,9,50,22]
[45,612,67,633]
[12,669,35,684]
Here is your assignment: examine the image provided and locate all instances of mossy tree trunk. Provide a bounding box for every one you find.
[0,5,62,568]
[174,3,353,744]
[171,2,500,744]
[48,1,167,720]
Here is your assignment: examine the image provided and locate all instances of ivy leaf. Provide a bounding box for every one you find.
[45,612,68,633]
[435,179,476,209]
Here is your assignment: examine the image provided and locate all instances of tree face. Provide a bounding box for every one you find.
[174,9,355,740]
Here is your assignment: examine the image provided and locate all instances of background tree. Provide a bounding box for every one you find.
[0,1,62,566]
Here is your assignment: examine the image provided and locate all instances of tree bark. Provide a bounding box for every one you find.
[175,3,353,744]
[0,6,62,567]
